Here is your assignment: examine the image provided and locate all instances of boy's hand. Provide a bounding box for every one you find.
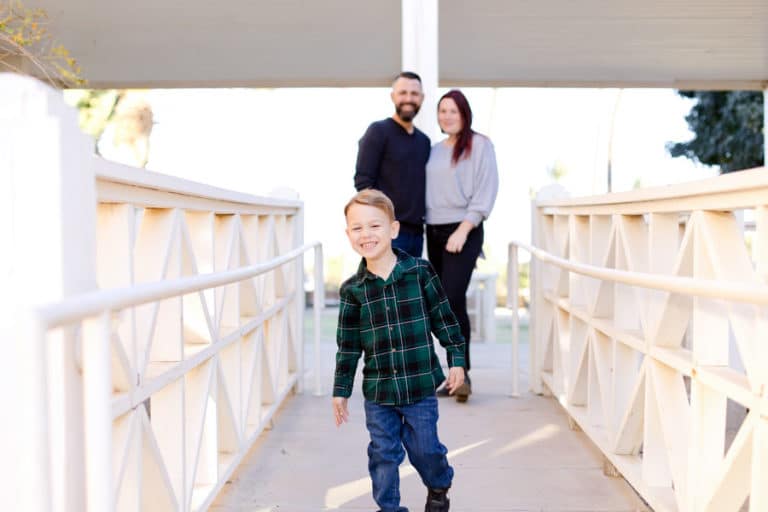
[445,366,465,394]
[333,397,349,427]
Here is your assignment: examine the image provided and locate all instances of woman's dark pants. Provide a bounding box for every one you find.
[426,222,484,371]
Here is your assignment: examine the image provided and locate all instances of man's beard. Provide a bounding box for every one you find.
[396,102,421,122]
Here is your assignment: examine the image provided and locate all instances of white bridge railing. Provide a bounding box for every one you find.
[2,74,325,511]
[508,168,768,512]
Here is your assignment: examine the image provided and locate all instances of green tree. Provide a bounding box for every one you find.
[547,159,568,182]
[64,89,120,154]
[64,89,154,167]
[667,91,764,173]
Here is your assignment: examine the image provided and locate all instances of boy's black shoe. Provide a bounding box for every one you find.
[425,488,450,511]
[454,373,471,403]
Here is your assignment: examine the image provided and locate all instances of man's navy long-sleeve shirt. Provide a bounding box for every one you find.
[354,118,431,231]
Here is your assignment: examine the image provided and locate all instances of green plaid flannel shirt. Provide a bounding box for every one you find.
[332,249,466,405]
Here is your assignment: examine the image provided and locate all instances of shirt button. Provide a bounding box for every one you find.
[393,370,398,374]
[391,348,396,352]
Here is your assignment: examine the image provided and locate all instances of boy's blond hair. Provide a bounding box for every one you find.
[344,189,396,221]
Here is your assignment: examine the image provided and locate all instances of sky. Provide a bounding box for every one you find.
[99,87,716,277]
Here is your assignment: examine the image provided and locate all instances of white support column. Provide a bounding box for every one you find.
[0,74,97,512]
[401,0,439,141]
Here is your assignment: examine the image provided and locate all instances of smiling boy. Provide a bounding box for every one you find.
[332,189,466,512]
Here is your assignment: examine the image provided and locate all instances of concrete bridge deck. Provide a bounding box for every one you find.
[212,314,650,512]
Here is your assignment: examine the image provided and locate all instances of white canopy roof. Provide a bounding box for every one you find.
[32,0,768,89]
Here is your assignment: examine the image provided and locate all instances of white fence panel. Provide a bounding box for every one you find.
[511,168,768,512]
[1,74,323,512]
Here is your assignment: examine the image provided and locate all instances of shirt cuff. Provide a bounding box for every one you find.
[464,211,484,227]
[333,382,353,398]
[447,350,466,369]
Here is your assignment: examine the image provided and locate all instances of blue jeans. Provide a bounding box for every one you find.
[364,396,453,512]
[392,230,423,258]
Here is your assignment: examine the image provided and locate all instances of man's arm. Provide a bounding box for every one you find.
[354,122,385,191]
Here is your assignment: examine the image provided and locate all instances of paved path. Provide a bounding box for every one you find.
[212,340,650,512]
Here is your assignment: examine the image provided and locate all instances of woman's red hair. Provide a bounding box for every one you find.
[439,89,474,165]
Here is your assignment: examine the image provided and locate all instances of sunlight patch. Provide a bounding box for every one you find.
[324,439,490,508]
[492,423,560,457]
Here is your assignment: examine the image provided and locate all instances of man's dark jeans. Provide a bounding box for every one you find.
[392,230,423,258]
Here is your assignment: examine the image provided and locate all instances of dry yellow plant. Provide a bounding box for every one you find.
[0,0,85,86]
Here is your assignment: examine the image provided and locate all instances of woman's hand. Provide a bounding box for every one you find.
[445,221,475,253]
[332,397,349,427]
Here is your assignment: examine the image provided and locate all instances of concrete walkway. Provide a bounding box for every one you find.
[212,340,650,512]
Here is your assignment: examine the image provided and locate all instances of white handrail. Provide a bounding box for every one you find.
[31,241,325,512]
[535,166,767,210]
[95,157,303,210]
[506,237,768,404]
[36,241,322,328]
[509,240,768,304]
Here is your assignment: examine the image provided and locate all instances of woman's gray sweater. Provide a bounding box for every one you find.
[425,133,499,226]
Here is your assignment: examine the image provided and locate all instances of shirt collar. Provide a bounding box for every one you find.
[354,248,412,284]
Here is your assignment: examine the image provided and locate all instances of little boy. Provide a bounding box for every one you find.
[332,189,466,512]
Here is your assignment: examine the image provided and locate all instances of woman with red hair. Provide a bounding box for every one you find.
[427,89,499,403]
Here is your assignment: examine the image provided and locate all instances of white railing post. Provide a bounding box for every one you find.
[482,273,497,343]
[0,74,98,512]
[81,312,114,512]
[294,193,306,394]
[313,244,325,396]
[4,312,52,512]
[507,243,520,397]
[531,185,569,395]
[529,198,542,394]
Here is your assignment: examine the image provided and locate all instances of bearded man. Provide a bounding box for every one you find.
[354,71,431,257]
